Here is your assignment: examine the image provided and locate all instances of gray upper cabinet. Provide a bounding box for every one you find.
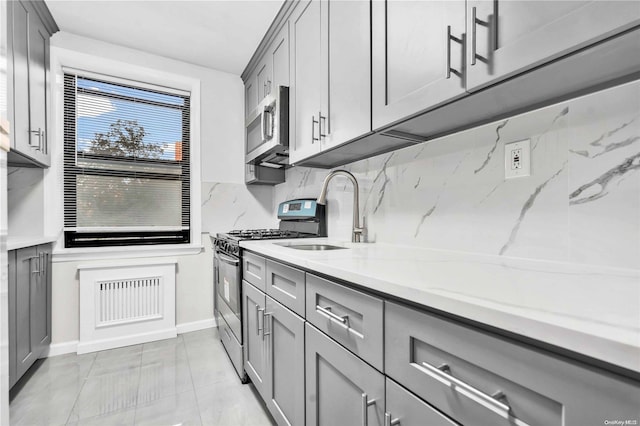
[289,0,322,164]
[270,22,290,92]
[372,0,466,131]
[9,243,52,388]
[265,295,305,426]
[305,323,385,426]
[290,0,372,164]
[319,0,371,153]
[7,0,57,167]
[245,70,258,118]
[466,0,640,91]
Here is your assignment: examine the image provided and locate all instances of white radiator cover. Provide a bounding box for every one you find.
[78,259,177,354]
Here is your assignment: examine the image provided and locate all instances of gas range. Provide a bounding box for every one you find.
[213,199,326,382]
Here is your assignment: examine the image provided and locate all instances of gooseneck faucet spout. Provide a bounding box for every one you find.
[316,170,365,243]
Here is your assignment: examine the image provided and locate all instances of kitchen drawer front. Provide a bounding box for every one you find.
[385,378,459,426]
[306,274,383,371]
[219,311,244,380]
[266,259,306,317]
[243,251,267,291]
[386,301,640,426]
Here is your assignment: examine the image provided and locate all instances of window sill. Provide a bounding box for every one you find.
[53,243,205,263]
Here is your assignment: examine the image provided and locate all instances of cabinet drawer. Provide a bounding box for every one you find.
[243,251,266,291]
[266,259,305,317]
[306,274,383,371]
[386,301,640,426]
[385,378,459,426]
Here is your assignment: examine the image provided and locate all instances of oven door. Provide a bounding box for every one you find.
[215,249,242,340]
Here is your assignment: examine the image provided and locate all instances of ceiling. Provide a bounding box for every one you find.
[45,0,284,76]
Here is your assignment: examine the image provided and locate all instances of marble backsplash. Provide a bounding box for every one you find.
[187,80,636,270]
[271,80,640,270]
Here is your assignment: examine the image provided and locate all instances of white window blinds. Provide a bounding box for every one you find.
[63,73,191,247]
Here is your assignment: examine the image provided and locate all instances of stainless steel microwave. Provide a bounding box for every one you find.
[245,86,289,167]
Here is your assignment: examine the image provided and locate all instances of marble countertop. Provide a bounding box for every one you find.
[240,238,640,373]
[7,235,58,251]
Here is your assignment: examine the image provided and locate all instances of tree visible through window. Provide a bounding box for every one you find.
[63,74,191,248]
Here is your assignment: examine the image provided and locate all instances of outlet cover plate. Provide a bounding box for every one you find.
[505,138,530,179]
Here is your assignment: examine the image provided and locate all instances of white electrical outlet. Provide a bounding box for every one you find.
[504,139,531,179]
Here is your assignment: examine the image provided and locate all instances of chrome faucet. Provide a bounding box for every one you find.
[316,170,365,243]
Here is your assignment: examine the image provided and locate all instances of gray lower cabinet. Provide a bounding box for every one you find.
[243,280,268,398]
[265,295,304,426]
[385,378,458,426]
[386,301,640,426]
[8,243,52,388]
[243,277,305,426]
[305,323,384,426]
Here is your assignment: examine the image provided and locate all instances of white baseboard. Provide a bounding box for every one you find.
[44,340,79,357]
[176,318,216,334]
[76,328,177,355]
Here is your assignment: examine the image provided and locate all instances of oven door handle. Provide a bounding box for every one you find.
[217,253,240,266]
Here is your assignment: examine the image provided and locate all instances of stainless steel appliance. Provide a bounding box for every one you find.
[213,199,326,382]
[245,86,289,185]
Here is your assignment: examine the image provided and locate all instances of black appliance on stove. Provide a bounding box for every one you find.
[213,199,326,381]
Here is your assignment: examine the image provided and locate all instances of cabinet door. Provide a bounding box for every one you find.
[8,250,17,388]
[306,323,384,426]
[245,71,258,118]
[265,296,304,426]
[242,280,267,399]
[15,246,37,380]
[9,0,31,157]
[289,0,322,164]
[31,245,51,358]
[372,0,466,131]
[466,0,640,91]
[256,57,272,103]
[27,14,50,165]
[270,22,290,92]
[320,0,371,151]
[385,378,459,426]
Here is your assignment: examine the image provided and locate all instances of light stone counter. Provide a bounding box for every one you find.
[7,235,57,251]
[241,238,640,373]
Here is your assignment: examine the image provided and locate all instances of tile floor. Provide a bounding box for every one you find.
[9,328,275,426]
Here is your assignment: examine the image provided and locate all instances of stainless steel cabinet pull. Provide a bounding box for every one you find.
[256,306,264,335]
[263,81,267,97]
[267,80,272,95]
[311,115,319,143]
[361,393,376,426]
[30,128,42,150]
[319,111,327,138]
[262,312,273,339]
[420,361,511,415]
[385,413,400,426]
[316,305,349,326]
[218,254,239,265]
[471,7,477,66]
[470,7,491,66]
[446,26,463,80]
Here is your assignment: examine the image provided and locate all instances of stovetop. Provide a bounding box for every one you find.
[218,229,306,241]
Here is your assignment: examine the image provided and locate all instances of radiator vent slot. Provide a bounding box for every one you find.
[98,278,162,326]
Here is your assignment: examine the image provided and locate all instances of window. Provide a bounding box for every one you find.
[63,73,191,247]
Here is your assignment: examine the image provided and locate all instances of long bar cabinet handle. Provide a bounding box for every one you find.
[361,393,376,426]
[420,361,511,415]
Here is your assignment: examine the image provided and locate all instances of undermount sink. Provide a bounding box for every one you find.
[277,243,347,251]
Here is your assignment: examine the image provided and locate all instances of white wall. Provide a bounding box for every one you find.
[43,32,248,348]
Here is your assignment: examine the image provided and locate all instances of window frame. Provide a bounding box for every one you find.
[62,72,192,248]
